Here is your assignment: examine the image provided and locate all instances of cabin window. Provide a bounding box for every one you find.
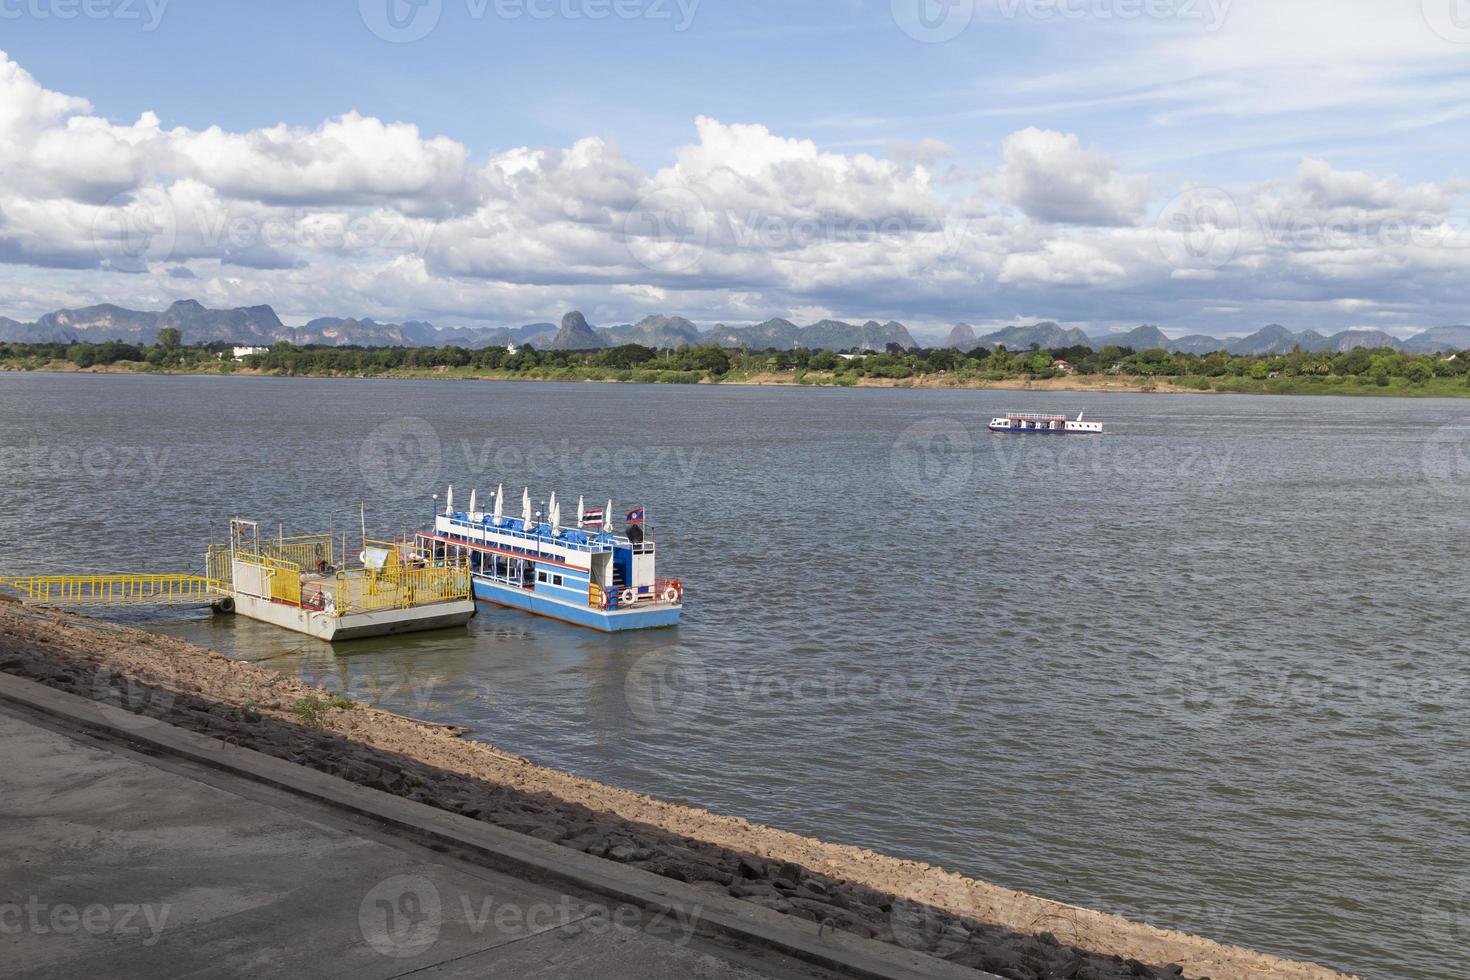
[552,574,563,587]
[537,571,548,583]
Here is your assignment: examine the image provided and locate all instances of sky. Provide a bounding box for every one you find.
[1,0,1469,342]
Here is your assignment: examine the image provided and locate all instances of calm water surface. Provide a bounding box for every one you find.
[1,374,1466,980]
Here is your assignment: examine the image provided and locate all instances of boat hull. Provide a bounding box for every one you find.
[471,577,680,631]
[232,592,476,641]
[987,426,1099,434]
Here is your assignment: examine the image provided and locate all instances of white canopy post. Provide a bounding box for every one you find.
[445,486,454,515]
[604,499,613,533]
[493,483,504,523]
[521,488,532,525]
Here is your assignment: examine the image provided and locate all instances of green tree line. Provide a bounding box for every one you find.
[4,338,1469,390]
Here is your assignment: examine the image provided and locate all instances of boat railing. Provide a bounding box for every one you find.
[439,515,630,555]
[334,562,472,616]
[590,577,683,610]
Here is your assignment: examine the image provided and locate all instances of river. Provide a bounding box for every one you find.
[2,373,1465,980]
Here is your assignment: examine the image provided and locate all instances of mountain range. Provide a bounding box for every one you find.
[1,299,1466,355]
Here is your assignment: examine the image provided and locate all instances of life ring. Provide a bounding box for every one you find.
[662,586,681,604]
[619,588,636,606]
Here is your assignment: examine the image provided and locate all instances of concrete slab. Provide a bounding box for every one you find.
[0,707,814,980]
[0,672,992,980]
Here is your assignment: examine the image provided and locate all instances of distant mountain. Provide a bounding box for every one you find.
[31,304,163,344]
[1165,334,1227,355]
[707,318,803,349]
[548,311,607,351]
[1089,325,1171,351]
[1225,324,1298,356]
[6,299,1458,357]
[1323,329,1401,353]
[299,317,417,347]
[977,322,1092,350]
[804,319,918,351]
[601,315,702,348]
[945,323,978,349]
[155,300,285,344]
[1401,325,1470,354]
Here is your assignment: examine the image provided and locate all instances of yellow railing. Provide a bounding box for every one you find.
[229,551,305,606]
[335,563,472,615]
[206,544,234,588]
[258,534,336,574]
[0,575,226,607]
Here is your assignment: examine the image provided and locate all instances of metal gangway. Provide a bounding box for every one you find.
[0,574,227,608]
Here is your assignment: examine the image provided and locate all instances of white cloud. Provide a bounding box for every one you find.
[2,48,1470,338]
[987,128,1149,227]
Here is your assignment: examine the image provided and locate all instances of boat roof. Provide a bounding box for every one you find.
[438,512,639,555]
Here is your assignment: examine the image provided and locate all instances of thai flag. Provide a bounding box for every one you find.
[581,508,604,526]
[626,507,645,524]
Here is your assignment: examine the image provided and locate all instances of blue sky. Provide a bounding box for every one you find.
[2,0,1469,340]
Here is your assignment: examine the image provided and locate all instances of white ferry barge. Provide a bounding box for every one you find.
[424,487,682,632]
[989,411,1103,435]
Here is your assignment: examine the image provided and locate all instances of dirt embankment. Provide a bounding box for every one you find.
[0,604,1354,980]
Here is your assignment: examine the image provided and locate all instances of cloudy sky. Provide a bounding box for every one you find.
[1,0,1468,342]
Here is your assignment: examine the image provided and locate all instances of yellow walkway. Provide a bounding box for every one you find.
[0,575,226,607]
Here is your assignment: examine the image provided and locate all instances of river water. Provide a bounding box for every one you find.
[1,373,1465,980]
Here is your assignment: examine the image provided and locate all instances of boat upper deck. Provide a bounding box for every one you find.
[433,513,653,559]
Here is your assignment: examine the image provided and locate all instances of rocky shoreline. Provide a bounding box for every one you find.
[0,602,1355,980]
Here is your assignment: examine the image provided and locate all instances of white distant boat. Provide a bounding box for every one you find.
[988,411,1103,434]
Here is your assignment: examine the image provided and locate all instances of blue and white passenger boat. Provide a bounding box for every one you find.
[988,411,1103,435]
[421,486,682,632]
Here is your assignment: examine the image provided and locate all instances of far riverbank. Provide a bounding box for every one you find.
[4,358,1469,398]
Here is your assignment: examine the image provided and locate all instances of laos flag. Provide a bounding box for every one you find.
[626,507,646,524]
